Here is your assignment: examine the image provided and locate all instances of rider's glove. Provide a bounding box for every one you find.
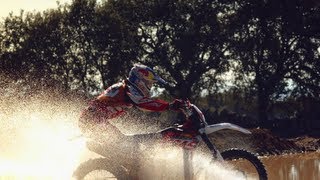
[168,99,190,111]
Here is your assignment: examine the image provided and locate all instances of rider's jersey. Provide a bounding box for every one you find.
[80,80,169,124]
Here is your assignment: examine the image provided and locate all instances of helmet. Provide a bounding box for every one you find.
[128,64,166,97]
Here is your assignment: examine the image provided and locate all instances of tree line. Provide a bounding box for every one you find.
[0,0,319,130]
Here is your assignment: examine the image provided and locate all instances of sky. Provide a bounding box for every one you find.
[0,0,72,19]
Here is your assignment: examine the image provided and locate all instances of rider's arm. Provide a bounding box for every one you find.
[127,91,169,112]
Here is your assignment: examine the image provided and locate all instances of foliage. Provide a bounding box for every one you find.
[0,0,319,128]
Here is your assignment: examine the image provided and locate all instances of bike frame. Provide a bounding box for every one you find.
[76,101,267,180]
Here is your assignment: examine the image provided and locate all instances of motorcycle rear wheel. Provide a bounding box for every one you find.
[72,158,130,180]
[221,148,268,180]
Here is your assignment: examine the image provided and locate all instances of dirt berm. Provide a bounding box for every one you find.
[208,128,320,156]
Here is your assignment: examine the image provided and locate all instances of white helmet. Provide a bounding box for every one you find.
[128,64,166,97]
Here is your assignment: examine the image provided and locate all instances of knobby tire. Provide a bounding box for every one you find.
[221,148,268,180]
[72,158,129,180]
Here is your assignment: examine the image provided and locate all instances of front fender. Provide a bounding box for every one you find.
[201,123,251,135]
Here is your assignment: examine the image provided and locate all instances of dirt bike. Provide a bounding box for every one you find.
[73,100,268,180]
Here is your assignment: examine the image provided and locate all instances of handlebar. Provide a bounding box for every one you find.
[163,84,209,130]
[161,83,190,100]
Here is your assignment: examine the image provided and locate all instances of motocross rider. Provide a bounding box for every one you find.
[79,64,187,141]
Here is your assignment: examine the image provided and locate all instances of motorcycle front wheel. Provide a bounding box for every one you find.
[221,148,268,180]
[72,158,130,180]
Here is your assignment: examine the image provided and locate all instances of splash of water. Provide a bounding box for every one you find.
[0,89,86,179]
[138,146,247,180]
[0,79,250,180]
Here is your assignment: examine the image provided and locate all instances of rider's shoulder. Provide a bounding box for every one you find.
[110,81,125,89]
[103,81,125,97]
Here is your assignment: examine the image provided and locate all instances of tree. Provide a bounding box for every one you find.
[230,0,320,125]
[0,11,29,79]
[65,0,139,93]
[111,0,236,99]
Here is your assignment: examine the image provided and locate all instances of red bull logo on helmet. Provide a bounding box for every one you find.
[138,68,155,81]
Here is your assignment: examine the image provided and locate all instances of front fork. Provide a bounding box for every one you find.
[200,133,224,161]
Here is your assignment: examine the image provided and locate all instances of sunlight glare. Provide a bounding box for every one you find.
[0,93,86,179]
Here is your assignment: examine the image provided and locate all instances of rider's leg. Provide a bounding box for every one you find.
[79,106,125,143]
